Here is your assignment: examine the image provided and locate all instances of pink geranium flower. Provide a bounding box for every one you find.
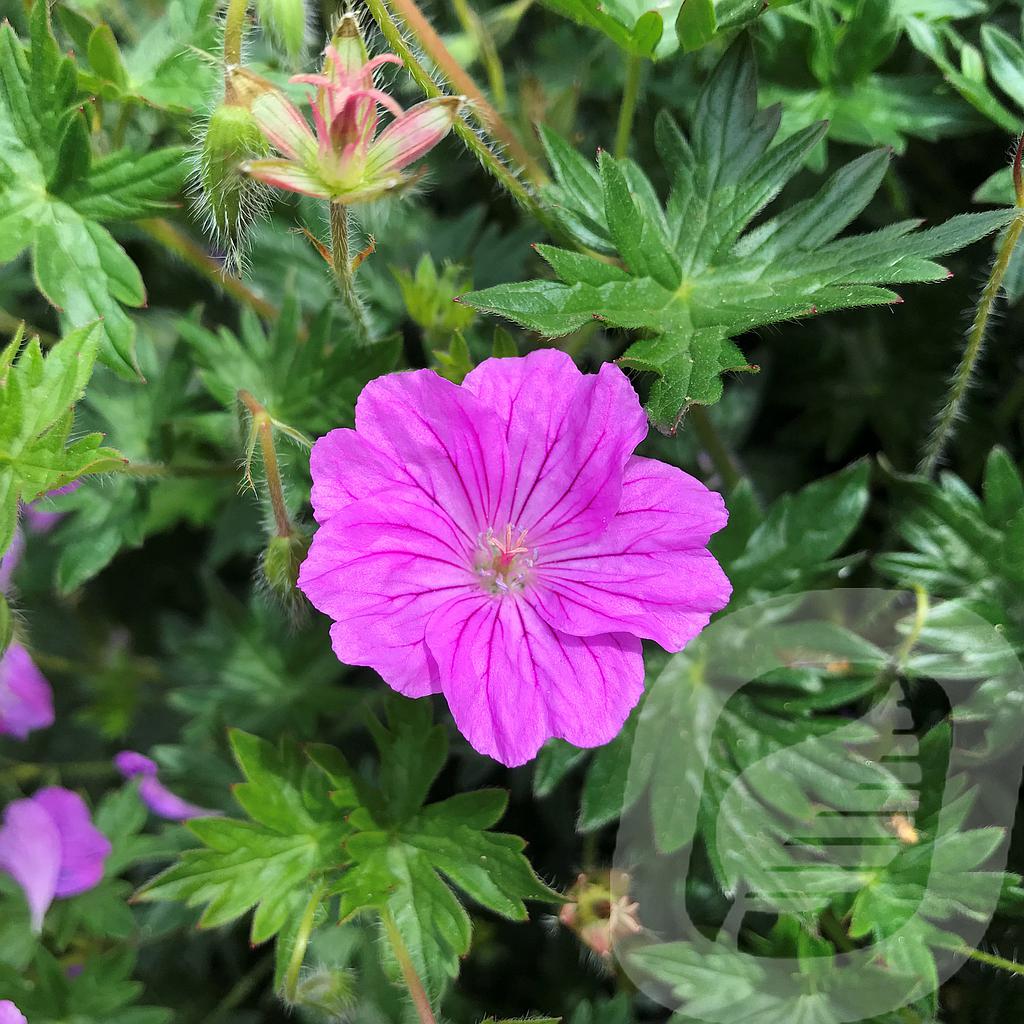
[0,1001,26,1024]
[244,15,462,204]
[0,787,111,932]
[298,350,730,766]
[0,643,54,740]
[114,751,219,822]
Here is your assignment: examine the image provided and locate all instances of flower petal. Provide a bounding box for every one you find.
[32,788,111,899]
[299,488,478,697]
[24,480,80,533]
[364,97,462,177]
[0,527,24,591]
[113,750,159,778]
[137,777,219,822]
[243,159,329,198]
[308,428,406,523]
[426,594,643,766]
[0,643,55,740]
[114,751,220,821]
[531,455,731,650]
[353,369,509,537]
[0,797,61,932]
[462,350,647,548]
[0,1001,27,1024]
[251,90,317,161]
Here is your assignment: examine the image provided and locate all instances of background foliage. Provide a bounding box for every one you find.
[2,0,1024,1022]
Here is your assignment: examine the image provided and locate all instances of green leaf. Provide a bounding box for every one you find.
[722,461,872,602]
[0,323,124,556]
[50,334,227,591]
[846,726,1016,960]
[2,947,171,1024]
[0,11,184,376]
[875,453,1024,609]
[874,454,1024,752]
[32,204,144,377]
[540,0,673,58]
[336,700,559,1002]
[63,146,190,220]
[137,732,347,944]
[179,289,401,436]
[676,0,717,53]
[464,41,1011,425]
[629,926,928,1023]
[87,24,129,90]
[981,24,1024,111]
[139,704,556,1005]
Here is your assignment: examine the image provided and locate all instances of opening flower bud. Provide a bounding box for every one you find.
[261,529,312,616]
[558,870,642,961]
[196,76,273,267]
[255,0,310,64]
[286,967,357,1014]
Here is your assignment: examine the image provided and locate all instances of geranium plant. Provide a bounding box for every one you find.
[1,1,1024,1022]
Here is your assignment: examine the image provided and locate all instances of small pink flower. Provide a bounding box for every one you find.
[298,350,731,767]
[0,482,81,590]
[244,15,462,204]
[114,751,219,822]
[0,1001,26,1024]
[0,788,111,932]
[0,643,54,741]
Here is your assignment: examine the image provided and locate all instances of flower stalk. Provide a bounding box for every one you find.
[223,0,250,66]
[238,389,294,540]
[360,0,551,223]
[918,134,1024,475]
[329,203,373,346]
[613,54,644,160]
[689,405,742,492]
[381,909,437,1024]
[283,882,327,1003]
[451,0,507,110]
[385,0,541,183]
[138,219,276,319]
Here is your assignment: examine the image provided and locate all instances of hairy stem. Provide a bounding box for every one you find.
[208,956,273,1024]
[918,137,1024,475]
[381,909,437,1024]
[138,219,277,320]
[329,203,373,346]
[959,945,1024,977]
[689,406,742,491]
[613,54,644,160]
[0,308,58,347]
[451,0,507,110]
[120,461,238,479]
[223,0,249,66]
[386,0,542,182]
[238,390,293,539]
[361,0,550,223]
[283,883,327,1002]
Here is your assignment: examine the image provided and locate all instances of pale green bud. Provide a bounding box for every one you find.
[287,967,357,1015]
[260,528,311,618]
[196,74,272,267]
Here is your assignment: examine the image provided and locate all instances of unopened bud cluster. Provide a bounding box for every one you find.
[195,9,462,264]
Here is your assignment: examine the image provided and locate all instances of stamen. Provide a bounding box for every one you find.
[473,524,536,595]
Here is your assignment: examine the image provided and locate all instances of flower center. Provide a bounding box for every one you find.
[473,524,536,595]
